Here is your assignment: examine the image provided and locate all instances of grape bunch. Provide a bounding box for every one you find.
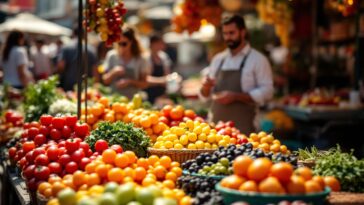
[182,143,297,175]
[84,0,127,46]
[177,175,223,205]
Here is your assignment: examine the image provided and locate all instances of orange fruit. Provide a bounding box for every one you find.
[51,182,65,197]
[72,171,86,187]
[98,97,109,107]
[137,158,149,169]
[170,167,183,177]
[115,153,129,168]
[142,177,156,186]
[305,180,322,193]
[270,162,293,183]
[87,173,101,186]
[115,113,124,121]
[48,176,62,184]
[162,180,175,189]
[148,155,159,166]
[85,162,97,174]
[239,180,258,192]
[312,176,325,190]
[154,165,167,180]
[112,102,125,113]
[170,108,184,120]
[63,174,73,181]
[286,175,306,194]
[233,156,253,177]
[102,149,117,164]
[123,176,134,183]
[258,176,285,194]
[123,167,136,179]
[149,114,159,125]
[134,167,147,182]
[107,168,124,183]
[165,172,177,182]
[43,188,53,198]
[180,196,192,205]
[38,182,52,194]
[247,158,272,181]
[62,179,75,190]
[323,176,340,192]
[294,167,313,181]
[124,151,137,164]
[184,109,196,119]
[171,162,180,168]
[95,164,109,178]
[220,175,245,190]
[78,184,88,191]
[104,113,115,122]
[152,123,164,134]
[86,114,97,125]
[92,104,105,116]
[159,156,172,169]
[140,117,152,128]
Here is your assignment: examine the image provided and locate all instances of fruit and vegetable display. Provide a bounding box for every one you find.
[48,99,77,116]
[282,89,342,107]
[0,110,23,144]
[247,132,291,155]
[214,121,249,144]
[84,0,127,46]
[298,145,364,193]
[219,156,340,194]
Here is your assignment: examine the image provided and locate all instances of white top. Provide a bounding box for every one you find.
[30,47,52,76]
[202,44,274,105]
[2,46,29,87]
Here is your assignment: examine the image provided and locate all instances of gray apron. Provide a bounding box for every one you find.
[209,50,256,134]
[111,63,141,99]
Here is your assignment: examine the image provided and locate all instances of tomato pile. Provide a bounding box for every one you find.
[214,121,248,144]
[220,156,340,194]
[2,110,23,127]
[159,105,204,127]
[247,131,290,155]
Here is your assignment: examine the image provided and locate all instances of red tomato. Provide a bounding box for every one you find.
[65,115,78,127]
[50,129,62,141]
[39,125,49,137]
[40,115,53,126]
[34,154,49,166]
[22,141,35,153]
[71,149,85,162]
[18,157,28,169]
[65,138,80,153]
[74,123,89,138]
[162,105,173,117]
[30,121,40,128]
[32,148,46,159]
[95,140,108,153]
[23,122,31,130]
[58,154,71,166]
[58,140,66,148]
[8,147,17,159]
[27,178,38,191]
[5,111,13,122]
[226,121,235,128]
[110,144,123,153]
[23,164,35,180]
[170,121,180,127]
[52,116,66,129]
[79,142,90,154]
[159,116,170,125]
[62,126,72,139]
[17,149,25,159]
[34,166,50,181]
[21,130,29,139]
[65,162,78,174]
[47,146,60,161]
[48,162,62,175]
[25,151,35,164]
[27,127,39,140]
[34,134,46,146]
[79,157,91,170]
[87,149,93,157]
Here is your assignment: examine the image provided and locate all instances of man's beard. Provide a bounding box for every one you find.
[226,38,242,50]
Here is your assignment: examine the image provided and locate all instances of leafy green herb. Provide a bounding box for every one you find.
[23,76,59,122]
[86,121,151,157]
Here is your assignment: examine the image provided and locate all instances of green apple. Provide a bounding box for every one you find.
[98,193,117,205]
[146,185,162,198]
[78,197,97,205]
[115,183,136,205]
[58,188,76,205]
[104,182,119,193]
[135,188,155,205]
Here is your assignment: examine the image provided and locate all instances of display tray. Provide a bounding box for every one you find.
[216,183,330,205]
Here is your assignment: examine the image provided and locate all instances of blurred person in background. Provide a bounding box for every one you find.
[102,25,150,99]
[57,27,98,91]
[200,14,274,134]
[144,33,171,104]
[30,38,52,80]
[1,30,34,89]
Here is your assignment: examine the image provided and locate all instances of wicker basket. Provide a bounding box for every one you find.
[328,192,364,205]
[147,148,216,163]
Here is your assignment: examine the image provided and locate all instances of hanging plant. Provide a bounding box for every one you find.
[172,0,223,34]
[84,0,127,46]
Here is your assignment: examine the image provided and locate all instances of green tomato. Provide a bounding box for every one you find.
[98,193,118,205]
[135,188,156,205]
[58,188,76,205]
[115,183,136,205]
[219,158,229,167]
[104,182,119,193]
[203,166,211,172]
[78,197,97,205]
[146,185,162,198]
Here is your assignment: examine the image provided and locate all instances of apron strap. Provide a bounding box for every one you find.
[239,50,251,72]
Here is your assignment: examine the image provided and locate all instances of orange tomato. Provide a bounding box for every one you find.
[239,180,258,192]
[91,104,105,116]
[112,102,126,113]
[51,182,65,197]
[102,149,117,164]
[180,196,192,205]
[86,114,97,125]
[115,113,124,121]
[87,173,101,186]
[72,171,86,187]
[170,167,183,177]
[148,155,159,166]
[115,153,129,168]
[38,182,52,194]
[137,158,149,169]
[124,151,137,164]
[149,113,159,125]
[104,113,115,122]
[304,180,322,193]
[170,108,184,120]
[286,175,306,194]
[123,167,136,179]
[312,176,325,190]
[233,156,253,178]
[170,162,180,168]
[162,180,175,189]
[258,176,285,194]
[220,175,245,190]
[159,156,172,169]
[323,176,340,192]
[247,158,272,181]
[184,109,196,119]
[43,188,53,198]
[107,168,124,183]
[140,117,152,128]
[165,172,177,182]
[142,177,156,186]
[85,162,97,174]
[152,123,164,134]
[269,162,293,183]
[48,176,62,184]
[98,97,109,107]
[95,164,109,179]
[162,105,173,117]
[294,167,313,181]
[134,167,147,182]
[153,165,167,180]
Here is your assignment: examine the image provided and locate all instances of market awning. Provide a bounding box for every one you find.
[0,13,72,36]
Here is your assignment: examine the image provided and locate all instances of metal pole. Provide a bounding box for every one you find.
[354,6,362,90]
[77,0,83,119]
[84,0,89,123]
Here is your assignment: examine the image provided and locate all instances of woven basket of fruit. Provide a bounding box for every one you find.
[216,183,330,205]
[328,192,364,205]
[148,148,216,163]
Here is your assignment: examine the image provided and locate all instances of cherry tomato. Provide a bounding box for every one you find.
[23,164,35,180]
[25,151,35,164]
[95,140,108,153]
[52,116,66,129]
[32,147,46,159]
[65,161,78,174]
[8,147,17,159]
[48,162,62,175]
[79,157,91,170]
[58,154,71,166]
[30,121,40,128]
[34,166,50,181]
[62,126,72,139]
[50,129,62,141]
[18,157,28,170]
[40,115,53,126]
[79,142,90,154]
[47,146,60,161]
[74,123,89,138]
[226,121,235,128]
[21,130,29,139]
[23,123,31,130]
[27,127,39,140]
[34,134,46,146]
[110,144,123,153]
[65,138,80,153]
[58,140,66,148]
[71,149,85,162]
[22,141,35,153]
[58,147,67,156]
[65,115,78,127]
[34,154,49,166]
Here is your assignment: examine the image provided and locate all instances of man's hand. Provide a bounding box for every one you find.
[200,76,215,97]
[116,79,131,89]
[212,91,237,105]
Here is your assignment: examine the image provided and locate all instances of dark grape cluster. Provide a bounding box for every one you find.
[177,175,223,205]
[182,143,297,174]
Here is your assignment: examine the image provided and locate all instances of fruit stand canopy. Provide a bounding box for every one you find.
[0,13,72,36]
